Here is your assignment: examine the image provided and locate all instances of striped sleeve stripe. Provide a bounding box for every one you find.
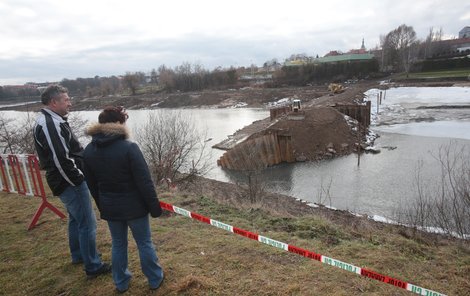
[40,111,81,186]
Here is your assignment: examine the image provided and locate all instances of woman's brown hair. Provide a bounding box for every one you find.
[98,106,129,124]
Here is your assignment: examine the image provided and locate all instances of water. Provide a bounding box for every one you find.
[374,121,470,140]
[366,86,470,126]
[1,86,469,219]
[226,133,469,219]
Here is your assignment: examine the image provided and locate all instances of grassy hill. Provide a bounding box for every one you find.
[393,69,470,81]
[0,180,468,295]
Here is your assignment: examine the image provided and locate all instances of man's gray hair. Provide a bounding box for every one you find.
[41,84,68,105]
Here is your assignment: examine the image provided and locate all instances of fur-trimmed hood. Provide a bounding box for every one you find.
[86,122,130,138]
[85,122,130,147]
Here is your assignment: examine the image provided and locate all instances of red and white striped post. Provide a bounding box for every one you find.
[0,154,65,230]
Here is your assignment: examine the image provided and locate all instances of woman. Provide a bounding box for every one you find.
[83,106,164,293]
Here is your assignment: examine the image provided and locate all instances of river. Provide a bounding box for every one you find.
[1,86,469,221]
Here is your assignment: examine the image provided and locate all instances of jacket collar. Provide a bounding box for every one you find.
[41,108,67,122]
[85,122,130,139]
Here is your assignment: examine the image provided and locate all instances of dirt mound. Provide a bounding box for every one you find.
[272,107,358,160]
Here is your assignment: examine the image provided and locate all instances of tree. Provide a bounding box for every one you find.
[150,68,158,85]
[0,113,35,154]
[396,142,470,239]
[122,72,140,95]
[0,117,16,153]
[135,111,212,184]
[263,58,280,70]
[241,142,268,204]
[381,24,417,72]
[0,112,88,155]
[220,138,269,204]
[423,27,443,59]
[158,65,175,91]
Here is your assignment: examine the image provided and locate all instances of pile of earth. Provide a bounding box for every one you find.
[271,107,360,160]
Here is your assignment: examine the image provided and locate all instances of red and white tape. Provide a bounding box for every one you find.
[160,201,446,296]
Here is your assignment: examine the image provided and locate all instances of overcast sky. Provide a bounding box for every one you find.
[1,0,469,85]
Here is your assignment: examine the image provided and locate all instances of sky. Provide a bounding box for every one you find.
[1,0,469,85]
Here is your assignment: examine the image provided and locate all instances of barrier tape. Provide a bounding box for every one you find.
[160,201,446,296]
[0,154,448,294]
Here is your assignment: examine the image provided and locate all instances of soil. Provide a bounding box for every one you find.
[212,83,377,164]
[269,107,359,160]
[2,81,371,112]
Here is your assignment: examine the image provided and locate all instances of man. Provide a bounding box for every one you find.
[33,84,111,279]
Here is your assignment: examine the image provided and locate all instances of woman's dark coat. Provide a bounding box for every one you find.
[83,122,162,221]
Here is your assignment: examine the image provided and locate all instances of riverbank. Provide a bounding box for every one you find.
[1,81,373,112]
[0,177,468,295]
[2,78,469,113]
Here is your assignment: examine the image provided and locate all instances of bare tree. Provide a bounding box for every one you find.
[381,24,417,72]
[134,110,212,184]
[316,176,333,207]
[396,142,470,239]
[157,65,175,91]
[225,139,268,204]
[122,72,141,95]
[68,112,90,144]
[0,112,35,154]
[431,143,470,237]
[423,27,443,59]
[0,111,88,155]
[243,142,268,204]
[0,116,16,153]
[396,160,434,234]
[150,68,158,85]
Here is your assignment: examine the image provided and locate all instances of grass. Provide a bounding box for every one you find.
[394,69,470,80]
[0,187,469,296]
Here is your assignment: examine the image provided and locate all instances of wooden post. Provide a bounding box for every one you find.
[357,124,361,167]
[376,94,379,114]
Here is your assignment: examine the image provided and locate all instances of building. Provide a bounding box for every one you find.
[347,38,367,54]
[315,39,373,63]
[315,53,375,63]
[432,37,470,55]
[284,39,374,66]
[459,26,470,38]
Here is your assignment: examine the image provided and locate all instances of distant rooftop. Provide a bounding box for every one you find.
[284,53,375,66]
[315,53,374,63]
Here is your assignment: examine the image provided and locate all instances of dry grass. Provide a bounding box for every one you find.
[0,187,469,296]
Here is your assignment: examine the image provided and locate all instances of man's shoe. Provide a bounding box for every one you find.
[116,287,128,294]
[72,253,102,265]
[86,263,112,279]
[150,275,164,291]
[71,259,83,265]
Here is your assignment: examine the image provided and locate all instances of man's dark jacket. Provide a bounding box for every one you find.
[83,122,162,221]
[34,109,84,196]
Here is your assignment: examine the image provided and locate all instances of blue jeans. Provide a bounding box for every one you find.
[59,181,103,273]
[107,215,163,291]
